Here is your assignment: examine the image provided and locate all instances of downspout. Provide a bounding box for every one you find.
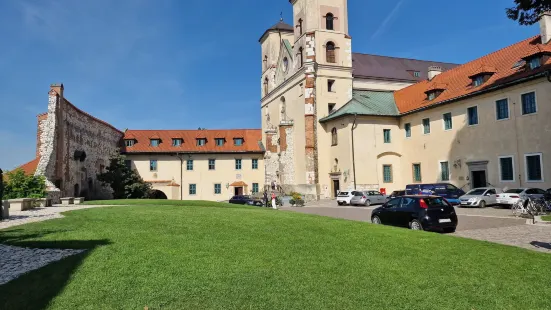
[351,113,358,190]
[177,153,184,200]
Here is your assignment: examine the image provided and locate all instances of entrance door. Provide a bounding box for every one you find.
[332,180,340,198]
[471,171,487,188]
[234,187,243,196]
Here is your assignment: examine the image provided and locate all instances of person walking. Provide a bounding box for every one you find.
[271,191,277,210]
[263,191,268,207]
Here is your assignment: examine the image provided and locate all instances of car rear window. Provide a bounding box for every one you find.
[338,192,349,196]
[423,197,451,208]
[505,189,523,194]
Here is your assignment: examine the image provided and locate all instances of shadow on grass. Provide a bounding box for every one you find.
[0,230,111,309]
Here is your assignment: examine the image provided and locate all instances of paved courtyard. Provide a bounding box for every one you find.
[282,199,551,253]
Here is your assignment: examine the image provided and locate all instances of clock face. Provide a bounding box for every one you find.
[283,57,289,72]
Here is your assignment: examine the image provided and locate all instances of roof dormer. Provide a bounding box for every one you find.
[468,65,496,87]
[424,82,447,101]
[149,133,161,147]
[522,45,551,70]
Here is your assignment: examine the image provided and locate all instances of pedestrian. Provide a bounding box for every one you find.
[263,191,268,207]
[271,191,277,210]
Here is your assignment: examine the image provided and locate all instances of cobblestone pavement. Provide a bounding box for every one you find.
[0,205,110,230]
[0,244,85,285]
[283,200,551,253]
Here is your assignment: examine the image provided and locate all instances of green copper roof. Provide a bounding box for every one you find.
[319,90,399,123]
[283,39,293,58]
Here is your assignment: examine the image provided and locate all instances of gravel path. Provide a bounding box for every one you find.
[0,205,110,230]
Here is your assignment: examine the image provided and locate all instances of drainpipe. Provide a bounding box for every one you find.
[351,113,358,190]
[176,153,184,200]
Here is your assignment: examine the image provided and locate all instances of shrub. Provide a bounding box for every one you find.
[97,153,153,199]
[2,169,47,200]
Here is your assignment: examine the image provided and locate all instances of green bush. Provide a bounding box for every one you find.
[2,169,47,200]
[97,153,153,199]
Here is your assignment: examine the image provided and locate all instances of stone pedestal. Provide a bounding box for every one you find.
[8,198,33,211]
[74,197,84,205]
[36,198,52,208]
[60,197,74,205]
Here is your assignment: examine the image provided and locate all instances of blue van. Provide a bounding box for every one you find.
[405,183,465,205]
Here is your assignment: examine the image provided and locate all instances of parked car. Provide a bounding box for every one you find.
[337,191,355,205]
[405,183,465,205]
[459,187,502,208]
[371,195,458,233]
[496,188,547,207]
[350,190,387,206]
[386,190,405,201]
[229,195,263,206]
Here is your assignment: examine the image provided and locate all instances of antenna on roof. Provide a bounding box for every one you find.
[280,12,283,22]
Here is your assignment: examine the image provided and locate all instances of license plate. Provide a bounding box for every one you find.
[460,202,468,205]
[439,219,452,223]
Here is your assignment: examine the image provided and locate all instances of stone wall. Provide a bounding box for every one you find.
[35,84,123,201]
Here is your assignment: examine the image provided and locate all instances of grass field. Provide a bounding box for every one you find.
[542,215,551,221]
[1,200,550,309]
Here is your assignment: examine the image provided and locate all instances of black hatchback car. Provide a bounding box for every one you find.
[371,195,458,233]
[229,195,263,206]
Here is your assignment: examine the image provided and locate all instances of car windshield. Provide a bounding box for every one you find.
[424,197,450,208]
[505,189,524,194]
[466,189,487,196]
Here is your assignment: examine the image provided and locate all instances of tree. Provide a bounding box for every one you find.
[2,169,47,199]
[97,153,153,199]
[507,0,551,25]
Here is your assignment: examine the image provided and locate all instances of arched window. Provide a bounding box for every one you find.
[283,57,289,72]
[263,55,268,70]
[280,97,286,121]
[326,13,334,30]
[298,47,304,67]
[263,77,269,96]
[297,18,303,35]
[331,127,338,146]
[326,42,336,63]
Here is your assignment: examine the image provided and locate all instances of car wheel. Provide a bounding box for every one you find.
[365,200,371,207]
[337,202,342,206]
[443,227,456,233]
[371,215,381,224]
[479,200,486,208]
[410,220,423,231]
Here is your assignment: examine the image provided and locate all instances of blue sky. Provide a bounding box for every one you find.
[0,0,538,169]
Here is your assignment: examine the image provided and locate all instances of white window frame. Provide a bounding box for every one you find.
[422,118,430,135]
[442,112,452,131]
[495,97,510,121]
[524,153,544,183]
[520,90,538,116]
[498,155,515,183]
[438,160,451,181]
[467,105,479,127]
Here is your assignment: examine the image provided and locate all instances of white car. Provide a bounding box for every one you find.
[337,191,355,205]
[350,190,387,206]
[496,188,547,206]
[459,187,502,207]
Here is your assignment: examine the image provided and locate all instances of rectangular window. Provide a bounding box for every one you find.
[473,75,484,87]
[521,92,537,115]
[252,159,259,169]
[529,57,541,69]
[428,92,436,101]
[383,165,393,183]
[422,118,430,134]
[215,138,225,146]
[186,160,194,171]
[172,138,182,146]
[125,160,132,170]
[214,183,221,194]
[405,123,411,138]
[252,183,259,194]
[499,156,514,182]
[189,184,196,195]
[125,140,135,147]
[467,106,478,125]
[328,103,336,113]
[208,159,215,170]
[443,113,452,130]
[413,71,420,77]
[412,164,422,182]
[525,153,543,182]
[150,139,160,147]
[440,161,450,181]
[235,159,242,170]
[328,79,335,92]
[196,138,206,146]
[234,138,244,146]
[149,160,157,172]
[383,129,391,143]
[496,99,509,120]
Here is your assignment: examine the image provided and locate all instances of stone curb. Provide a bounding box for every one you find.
[526,216,551,226]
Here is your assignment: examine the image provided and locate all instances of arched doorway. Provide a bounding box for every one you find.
[150,190,168,199]
[74,183,80,197]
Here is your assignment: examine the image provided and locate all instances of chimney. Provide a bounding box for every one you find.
[428,66,442,80]
[540,11,551,44]
[50,83,64,97]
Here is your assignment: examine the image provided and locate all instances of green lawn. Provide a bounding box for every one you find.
[1,200,550,309]
[542,215,551,221]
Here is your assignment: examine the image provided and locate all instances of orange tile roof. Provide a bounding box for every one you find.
[394,36,551,114]
[122,129,263,153]
[16,158,39,175]
[230,181,248,187]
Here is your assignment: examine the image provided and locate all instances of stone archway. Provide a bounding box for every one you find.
[150,190,168,199]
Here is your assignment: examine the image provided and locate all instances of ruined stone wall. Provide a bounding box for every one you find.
[303,32,319,200]
[35,84,123,201]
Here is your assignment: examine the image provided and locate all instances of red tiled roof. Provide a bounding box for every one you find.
[230,181,248,187]
[17,158,39,175]
[122,129,263,153]
[394,36,551,114]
